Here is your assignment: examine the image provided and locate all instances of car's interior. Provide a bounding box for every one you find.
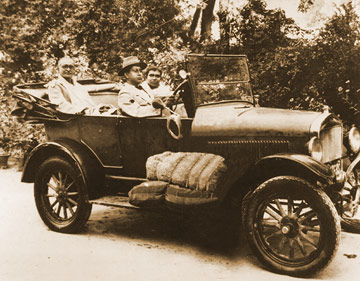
[15,80,119,106]
[12,80,189,121]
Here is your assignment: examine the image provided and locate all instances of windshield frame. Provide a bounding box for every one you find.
[186,54,254,108]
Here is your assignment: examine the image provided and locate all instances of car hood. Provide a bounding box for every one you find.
[191,103,332,137]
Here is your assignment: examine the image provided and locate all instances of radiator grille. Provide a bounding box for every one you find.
[320,125,342,163]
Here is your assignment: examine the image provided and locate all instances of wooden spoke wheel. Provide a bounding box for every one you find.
[34,157,92,233]
[245,176,340,277]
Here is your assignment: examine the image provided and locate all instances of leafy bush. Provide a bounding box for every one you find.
[2,0,360,140]
[0,77,46,157]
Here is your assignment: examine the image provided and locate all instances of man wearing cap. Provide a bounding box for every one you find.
[118,56,161,117]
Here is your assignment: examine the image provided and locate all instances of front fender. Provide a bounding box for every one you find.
[224,153,338,207]
[253,153,335,186]
[22,139,104,199]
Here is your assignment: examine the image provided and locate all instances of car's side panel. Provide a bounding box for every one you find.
[45,118,81,142]
[43,115,195,178]
[77,116,123,167]
[45,115,123,167]
[193,136,292,183]
[117,117,194,177]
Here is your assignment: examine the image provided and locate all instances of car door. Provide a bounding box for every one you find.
[78,115,123,167]
[117,116,194,177]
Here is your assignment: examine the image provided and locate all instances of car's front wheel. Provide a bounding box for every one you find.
[245,176,340,277]
[34,156,92,233]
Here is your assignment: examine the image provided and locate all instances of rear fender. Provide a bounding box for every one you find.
[22,139,104,200]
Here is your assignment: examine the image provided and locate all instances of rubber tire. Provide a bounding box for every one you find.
[34,156,92,233]
[341,217,360,233]
[245,176,340,277]
[341,163,360,233]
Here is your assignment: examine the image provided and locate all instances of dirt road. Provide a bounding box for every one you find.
[1,168,360,281]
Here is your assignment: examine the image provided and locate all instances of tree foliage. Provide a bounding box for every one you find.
[310,2,360,125]
[0,0,81,81]
[197,0,360,127]
[2,0,360,151]
[73,0,184,74]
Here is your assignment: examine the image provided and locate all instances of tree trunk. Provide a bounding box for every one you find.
[189,6,202,37]
[218,3,230,53]
[200,0,216,41]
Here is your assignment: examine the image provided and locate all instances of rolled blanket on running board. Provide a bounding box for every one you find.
[129,152,228,208]
[128,181,168,208]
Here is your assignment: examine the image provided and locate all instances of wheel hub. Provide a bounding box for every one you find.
[281,225,291,235]
[280,217,299,238]
[56,188,67,202]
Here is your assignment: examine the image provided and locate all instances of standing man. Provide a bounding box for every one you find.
[141,65,172,99]
[118,56,162,117]
[47,56,97,114]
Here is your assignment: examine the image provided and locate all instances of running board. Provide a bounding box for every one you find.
[105,174,146,181]
[89,195,139,209]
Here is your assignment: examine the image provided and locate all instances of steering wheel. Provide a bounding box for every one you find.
[168,80,188,111]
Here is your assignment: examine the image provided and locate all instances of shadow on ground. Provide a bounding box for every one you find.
[84,205,256,263]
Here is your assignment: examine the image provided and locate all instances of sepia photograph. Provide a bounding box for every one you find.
[1,0,360,280]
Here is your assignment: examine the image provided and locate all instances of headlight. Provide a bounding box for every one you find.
[308,137,323,161]
[348,127,360,153]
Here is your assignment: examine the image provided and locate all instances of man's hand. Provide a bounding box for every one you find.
[95,103,118,115]
[76,107,89,115]
[98,105,111,113]
[152,97,166,109]
[165,95,176,107]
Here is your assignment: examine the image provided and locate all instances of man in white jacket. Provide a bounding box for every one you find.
[47,56,97,114]
[118,56,163,117]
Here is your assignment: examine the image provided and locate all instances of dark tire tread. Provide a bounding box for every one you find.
[245,176,340,277]
[34,156,92,233]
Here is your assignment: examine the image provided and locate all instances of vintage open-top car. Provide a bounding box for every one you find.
[13,54,349,277]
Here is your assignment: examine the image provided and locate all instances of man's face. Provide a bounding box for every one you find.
[125,65,144,86]
[146,70,161,88]
[59,61,75,79]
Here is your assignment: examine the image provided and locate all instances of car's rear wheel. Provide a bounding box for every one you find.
[34,156,92,233]
[341,162,360,233]
[245,176,340,277]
